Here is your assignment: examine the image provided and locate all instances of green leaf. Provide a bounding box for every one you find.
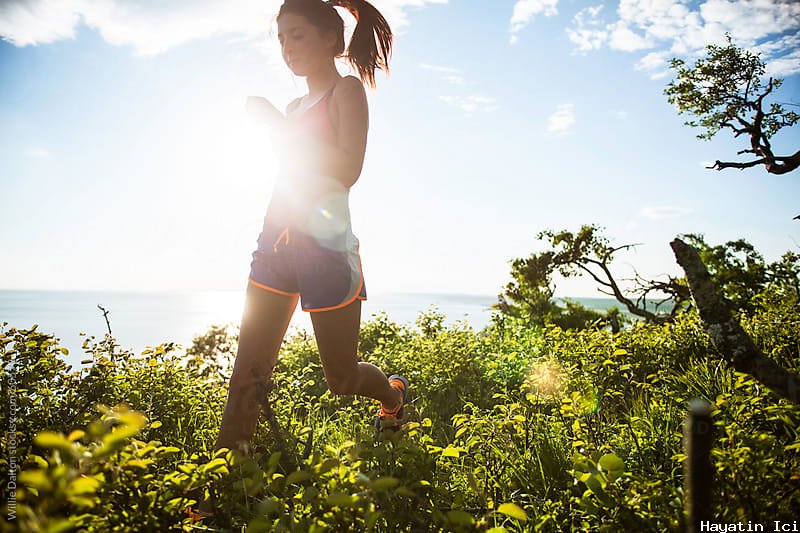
[371,476,399,491]
[19,470,52,491]
[446,510,475,526]
[318,458,339,474]
[441,446,461,458]
[497,503,528,521]
[34,431,74,455]
[125,459,152,470]
[159,446,181,456]
[42,518,76,532]
[302,486,319,503]
[68,475,101,495]
[395,486,415,497]
[325,492,356,507]
[598,453,625,480]
[246,517,273,533]
[67,430,85,442]
[30,454,49,468]
[202,458,229,474]
[35,431,71,449]
[286,470,311,485]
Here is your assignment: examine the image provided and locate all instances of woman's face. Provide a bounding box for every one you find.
[277,13,335,77]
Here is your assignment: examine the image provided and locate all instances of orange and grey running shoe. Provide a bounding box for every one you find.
[374,374,410,433]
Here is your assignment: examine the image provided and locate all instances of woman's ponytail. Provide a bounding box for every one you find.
[332,0,392,88]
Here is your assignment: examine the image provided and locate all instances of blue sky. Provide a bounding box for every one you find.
[1,0,799,298]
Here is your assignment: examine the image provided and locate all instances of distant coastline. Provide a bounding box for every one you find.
[1,289,632,370]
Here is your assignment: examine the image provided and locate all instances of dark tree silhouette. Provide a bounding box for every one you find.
[665,34,799,175]
[497,225,689,325]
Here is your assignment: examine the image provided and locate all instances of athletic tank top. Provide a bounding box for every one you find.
[265,80,354,238]
[290,85,337,144]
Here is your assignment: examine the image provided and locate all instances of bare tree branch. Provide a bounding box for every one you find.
[709,158,766,171]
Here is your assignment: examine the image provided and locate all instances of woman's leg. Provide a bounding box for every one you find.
[214,282,298,453]
[309,299,401,409]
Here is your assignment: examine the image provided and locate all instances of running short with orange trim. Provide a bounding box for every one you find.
[248,219,367,312]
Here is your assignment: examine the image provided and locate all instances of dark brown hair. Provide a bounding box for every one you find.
[277,0,392,88]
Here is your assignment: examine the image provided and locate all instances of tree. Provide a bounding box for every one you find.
[497,225,799,330]
[496,225,689,327]
[681,233,800,312]
[665,34,799,175]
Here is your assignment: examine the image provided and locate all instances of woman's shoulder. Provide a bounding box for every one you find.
[333,75,365,96]
[340,74,363,86]
[330,75,367,108]
[328,75,367,129]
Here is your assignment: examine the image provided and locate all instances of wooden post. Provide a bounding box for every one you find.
[684,398,714,532]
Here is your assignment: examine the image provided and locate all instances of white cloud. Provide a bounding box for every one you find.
[566,5,607,53]
[699,0,800,42]
[565,0,800,79]
[764,49,800,77]
[509,0,558,44]
[26,146,51,159]
[442,75,464,85]
[547,103,575,135]
[420,63,464,84]
[608,21,652,51]
[582,5,604,20]
[639,206,693,220]
[755,33,800,77]
[425,65,495,112]
[0,0,447,56]
[439,95,499,115]
[634,50,671,79]
[0,1,83,46]
[616,110,629,119]
[420,63,460,74]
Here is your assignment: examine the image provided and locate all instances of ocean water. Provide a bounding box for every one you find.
[1,290,626,371]
[0,289,500,370]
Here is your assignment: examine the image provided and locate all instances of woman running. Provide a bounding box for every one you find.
[213,0,409,457]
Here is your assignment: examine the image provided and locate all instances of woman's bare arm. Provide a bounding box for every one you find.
[326,76,369,188]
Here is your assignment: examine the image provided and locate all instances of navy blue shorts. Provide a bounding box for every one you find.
[248,220,367,312]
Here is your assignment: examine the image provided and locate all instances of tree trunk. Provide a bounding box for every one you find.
[670,238,800,404]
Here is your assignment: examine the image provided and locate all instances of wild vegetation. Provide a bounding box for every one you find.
[2,231,799,532]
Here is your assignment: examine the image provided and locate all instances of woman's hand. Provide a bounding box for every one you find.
[245,96,286,128]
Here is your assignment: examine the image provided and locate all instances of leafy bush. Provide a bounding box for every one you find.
[1,285,798,531]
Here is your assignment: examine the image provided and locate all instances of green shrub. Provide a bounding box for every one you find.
[2,286,799,531]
